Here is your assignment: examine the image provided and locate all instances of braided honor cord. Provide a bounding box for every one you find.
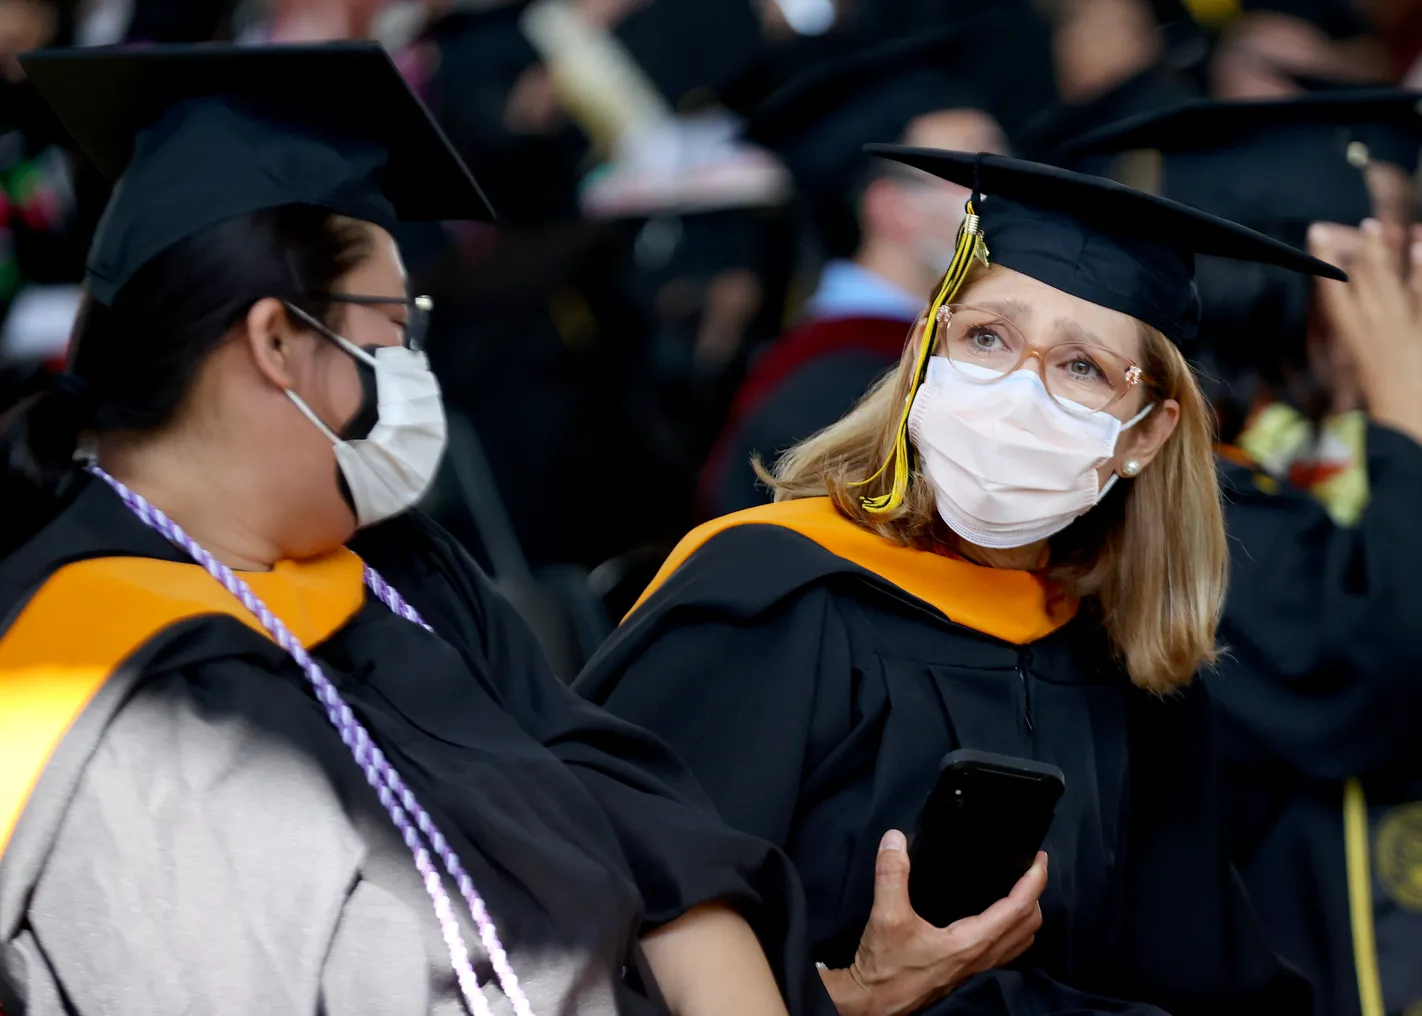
[86,465,533,1016]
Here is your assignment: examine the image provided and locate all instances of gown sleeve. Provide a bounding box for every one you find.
[1210,423,1422,780]
[354,513,834,1016]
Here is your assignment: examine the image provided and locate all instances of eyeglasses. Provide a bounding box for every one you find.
[935,303,1151,414]
[323,293,434,351]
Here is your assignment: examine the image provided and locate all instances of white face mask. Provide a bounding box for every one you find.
[908,356,1152,550]
[286,333,448,528]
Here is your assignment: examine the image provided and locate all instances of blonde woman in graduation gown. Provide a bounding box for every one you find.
[578,150,1342,1016]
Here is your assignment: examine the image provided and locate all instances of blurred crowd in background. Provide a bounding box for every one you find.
[0,0,1419,675]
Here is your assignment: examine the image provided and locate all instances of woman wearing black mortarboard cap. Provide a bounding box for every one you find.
[576,149,1344,1015]
[0,43,831,1016]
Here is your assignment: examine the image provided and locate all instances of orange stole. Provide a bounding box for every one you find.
[0,549,366,856]
[629,497,1076,644]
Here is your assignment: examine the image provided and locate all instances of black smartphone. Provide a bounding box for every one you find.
[907,749,1065,928]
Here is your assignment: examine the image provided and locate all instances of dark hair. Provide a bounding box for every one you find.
[0,204,371,556]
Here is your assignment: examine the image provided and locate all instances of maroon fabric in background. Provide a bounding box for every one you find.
[697,315,910,516]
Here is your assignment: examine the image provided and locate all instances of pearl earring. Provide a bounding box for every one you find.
[1121,459,1142,478]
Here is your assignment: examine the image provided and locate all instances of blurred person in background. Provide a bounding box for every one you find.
[1300,218,1422,1016]
[1062,93,1422,1016]
[0,43,833,1016]
[699,27,1011,517]
[1018,0,1205,170]
[579,148,1344,1016]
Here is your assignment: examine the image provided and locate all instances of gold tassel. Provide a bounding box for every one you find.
[855,200,989,514]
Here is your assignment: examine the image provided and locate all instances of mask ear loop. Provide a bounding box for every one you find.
[279,300,378,444]
[1121,400,1154,431]
[854,156,991,514]
[287,388,343,445]
[1094,401,1158,502]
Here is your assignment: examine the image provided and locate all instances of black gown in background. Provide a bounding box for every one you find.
[0,479,830,1016]
[1211,425,1422,1016]
[574,497,1311,1016]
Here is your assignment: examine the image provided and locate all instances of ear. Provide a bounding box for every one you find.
[243,297,306,391]
[1115,397,1180,472]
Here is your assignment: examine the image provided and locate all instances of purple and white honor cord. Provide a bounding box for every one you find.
[86,465,533,1016]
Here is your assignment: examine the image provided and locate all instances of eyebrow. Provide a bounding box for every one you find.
[977,298,1032,321]
[977,298,1121,353]
[1052,317,1120,352]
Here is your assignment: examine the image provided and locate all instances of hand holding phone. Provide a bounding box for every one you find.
[819,830,1046,1016]
[907,750,1065,928]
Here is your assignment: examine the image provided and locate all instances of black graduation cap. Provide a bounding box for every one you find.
[745,24,996,256]
[19,43,493,306]
[863,147,1345,345]
[1058,91,1422,228]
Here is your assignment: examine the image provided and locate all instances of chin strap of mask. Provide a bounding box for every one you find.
[855,194,990,514]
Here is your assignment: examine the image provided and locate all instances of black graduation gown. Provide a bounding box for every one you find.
[697,315,908,519]
[0,478,830,1016]
[574,497,1312,1016]
[1211,423,1422,1016]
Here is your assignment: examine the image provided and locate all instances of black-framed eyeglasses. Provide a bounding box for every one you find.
[323,293,434,351]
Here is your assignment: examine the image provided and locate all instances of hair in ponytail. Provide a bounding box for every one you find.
[0,204,371,557]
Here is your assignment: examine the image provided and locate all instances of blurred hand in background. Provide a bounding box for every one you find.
[0,0,57,79]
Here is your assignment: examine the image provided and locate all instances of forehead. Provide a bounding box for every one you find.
[959,265,1142,357]
[342,223,406,286]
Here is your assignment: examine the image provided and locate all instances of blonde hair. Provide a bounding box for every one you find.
[759,273,1227,694]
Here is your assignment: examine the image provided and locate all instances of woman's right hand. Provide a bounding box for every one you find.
[820,830,1047,1016]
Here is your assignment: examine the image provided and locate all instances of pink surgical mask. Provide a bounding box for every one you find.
[908,356,1152,550]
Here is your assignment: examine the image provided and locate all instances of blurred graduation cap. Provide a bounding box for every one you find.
[744,23,999,257]
[1284,73,1422,172]
[1018,63,1201,173]
[850,147,1341,511]
[1059,91,1422,229]
[19,43,492,306]
[864,148,1343,343]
